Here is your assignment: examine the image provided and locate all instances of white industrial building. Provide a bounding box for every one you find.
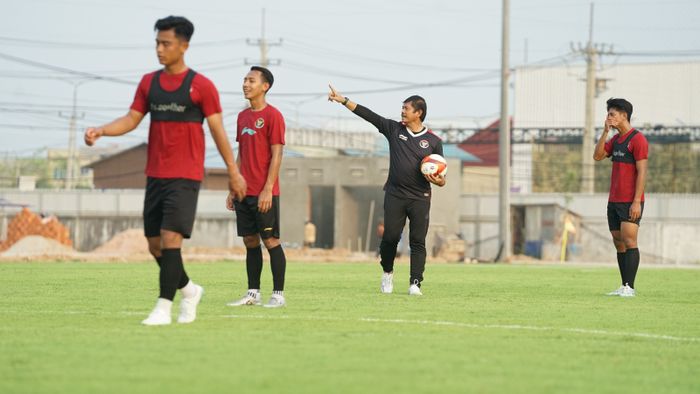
[513,61,700,128]
[510,61,700,194]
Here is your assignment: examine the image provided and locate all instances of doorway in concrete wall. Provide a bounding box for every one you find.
[309,186,335,249]
[341,186,385,254]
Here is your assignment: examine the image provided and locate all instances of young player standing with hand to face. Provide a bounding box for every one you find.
[594,98,648,297]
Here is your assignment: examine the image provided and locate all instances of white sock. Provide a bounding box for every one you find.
[180,280,197,298]
[272,290,284,297]
[248,289,260,295]
[155,298,173,314]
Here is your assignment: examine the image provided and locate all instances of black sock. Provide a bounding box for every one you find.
[268,245,286,291]
[178,269,190,289]
[625,248,640,289]
[246,246,263,289]
[155,255,189,289]
[379,239,398,273]
[159,248,184,301]
[616,252,626,285]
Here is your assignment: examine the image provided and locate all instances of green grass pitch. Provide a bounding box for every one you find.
[1,261,699,394]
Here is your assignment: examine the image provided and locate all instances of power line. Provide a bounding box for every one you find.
[284,39,497,73]
[221,71,500,97]
[0,52,136,85]
[282,61,416,85]
[0,101,128,111]
[0,35,246,50]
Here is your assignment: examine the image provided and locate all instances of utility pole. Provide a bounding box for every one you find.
[59,80,85,190]
[524,38,528,65]
[246,8,282,67]
[571,3,613,193]
[498,0,511,261]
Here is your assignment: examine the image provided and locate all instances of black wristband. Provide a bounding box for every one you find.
[341,97,349,106]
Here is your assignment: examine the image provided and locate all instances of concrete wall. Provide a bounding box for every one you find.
[4,173,698,263]
[0,189,241,251]
[428,158,462,251]
[1,156,463,255]
[460,193,700,264]
[279,157,462,254]
[280,156,390,251]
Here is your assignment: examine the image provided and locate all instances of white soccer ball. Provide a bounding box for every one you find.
[420,154,447,176]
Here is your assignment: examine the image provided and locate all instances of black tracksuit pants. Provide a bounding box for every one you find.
[379,192,430,286]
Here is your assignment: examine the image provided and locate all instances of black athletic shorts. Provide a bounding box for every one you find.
[143,177,201,239]
[234,196,281,239]
[607,201,644,231]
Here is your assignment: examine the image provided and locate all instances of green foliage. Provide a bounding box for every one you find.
[532,144,583,193]
[1,262,699,394]
[0,157,54,188]
[532,143,700,193]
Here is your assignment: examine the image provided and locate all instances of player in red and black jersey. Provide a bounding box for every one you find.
[226,66,288,308]
[328,85,445,296]
[594,98,648,297]
[84,16,246,325]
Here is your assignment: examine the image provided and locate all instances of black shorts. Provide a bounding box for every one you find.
[607,201,644,231]
[234,196,281,239]
[143,177,201,239]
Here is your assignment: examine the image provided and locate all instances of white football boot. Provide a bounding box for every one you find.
[263,293,286,308]
[177,284,204,324]
[619,284,636,297]
[606,285,625,296]
[226,290,262,306]
[381,272,394,294]
[408,280,423,296]
[141,299,172,326]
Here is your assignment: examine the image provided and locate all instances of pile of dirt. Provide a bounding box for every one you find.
[1,235,75,257]
[0,208,72,252]
[92,229,149,254]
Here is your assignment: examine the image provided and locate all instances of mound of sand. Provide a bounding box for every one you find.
[93,229,149,254]
[1,235,75,257]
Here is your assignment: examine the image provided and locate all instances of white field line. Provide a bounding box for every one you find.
[221,314,700,343]
[7,310,699,343]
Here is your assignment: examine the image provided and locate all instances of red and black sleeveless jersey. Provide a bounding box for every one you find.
[604,129,649,202]
[147,69,204,123]
[131,69,222,181]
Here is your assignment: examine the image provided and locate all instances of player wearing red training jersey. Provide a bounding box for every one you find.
[594,98,648,297]
[84,16,246,325]
[226,67,287,308]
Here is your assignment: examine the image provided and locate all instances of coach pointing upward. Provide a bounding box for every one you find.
[328,85,445,296]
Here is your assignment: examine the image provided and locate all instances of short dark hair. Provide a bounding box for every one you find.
[606,98,633,121]
[403,95,427,122]
[250,66,274,92]
[154,16,194,42]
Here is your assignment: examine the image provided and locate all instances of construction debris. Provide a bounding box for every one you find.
[0,208,72,252]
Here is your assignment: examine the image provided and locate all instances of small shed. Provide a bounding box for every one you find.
[512,203,582,261]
